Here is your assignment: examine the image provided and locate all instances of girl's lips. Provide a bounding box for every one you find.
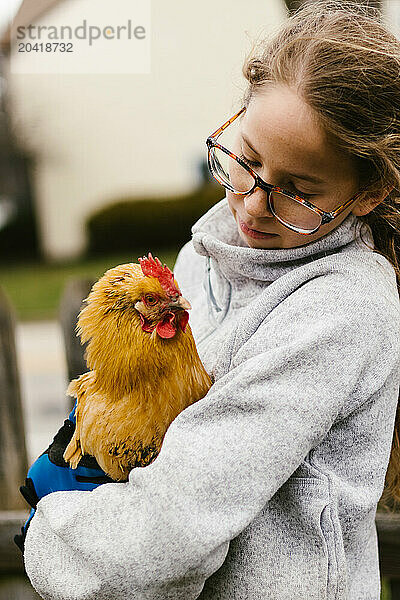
[239,218,278,239]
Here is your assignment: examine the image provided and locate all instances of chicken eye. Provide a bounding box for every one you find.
[144,294,158,306]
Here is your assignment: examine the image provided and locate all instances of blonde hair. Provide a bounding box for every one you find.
[241,0,400,512]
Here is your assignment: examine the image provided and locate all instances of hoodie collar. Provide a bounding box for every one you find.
[191,197,373,320]
[192,197,372,282]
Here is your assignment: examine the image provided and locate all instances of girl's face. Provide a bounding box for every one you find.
[227,85,372,249]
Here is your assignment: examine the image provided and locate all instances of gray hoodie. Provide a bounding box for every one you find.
[24,197,400,600]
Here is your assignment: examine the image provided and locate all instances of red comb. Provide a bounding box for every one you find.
[138,253,180,296]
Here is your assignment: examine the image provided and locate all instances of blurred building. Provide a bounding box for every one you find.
[0,0,287,261]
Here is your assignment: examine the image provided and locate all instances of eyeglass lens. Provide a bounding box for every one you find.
[209,146,322,232]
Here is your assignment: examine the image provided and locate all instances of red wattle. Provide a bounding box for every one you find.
[179,310,189,332]
[156,312,177,339]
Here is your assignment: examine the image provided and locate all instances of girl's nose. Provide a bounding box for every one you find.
[243,188,274,219]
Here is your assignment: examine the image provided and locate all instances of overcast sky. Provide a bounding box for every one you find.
[0,0,22,35]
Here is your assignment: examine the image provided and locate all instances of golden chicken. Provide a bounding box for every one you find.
[63,253,212,481]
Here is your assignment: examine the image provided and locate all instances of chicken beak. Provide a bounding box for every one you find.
[171,296,191,311]
[179,296,191,310]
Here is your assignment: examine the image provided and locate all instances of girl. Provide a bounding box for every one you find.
[24,1,400,599]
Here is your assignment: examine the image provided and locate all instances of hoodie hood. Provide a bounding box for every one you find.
[191,197,374,322]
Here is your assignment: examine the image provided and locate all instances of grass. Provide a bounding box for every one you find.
[0,248,180,322]
[382,577,391,599]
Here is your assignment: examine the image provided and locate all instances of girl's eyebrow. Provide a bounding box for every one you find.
[241,133,326,185]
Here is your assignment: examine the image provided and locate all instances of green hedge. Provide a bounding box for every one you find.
[86,183,224,255]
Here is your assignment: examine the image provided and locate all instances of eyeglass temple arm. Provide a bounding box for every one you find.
[329,190,365,218]
[208,107,247,140]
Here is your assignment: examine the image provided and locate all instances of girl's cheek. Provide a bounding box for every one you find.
[226,191,235,212]
[227,190,241,210]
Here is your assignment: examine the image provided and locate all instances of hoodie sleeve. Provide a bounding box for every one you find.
[23,272,400,600]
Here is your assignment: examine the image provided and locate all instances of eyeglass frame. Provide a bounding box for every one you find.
[206,106,366,235]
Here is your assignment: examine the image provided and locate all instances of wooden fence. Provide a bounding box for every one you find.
[0,280,399,597]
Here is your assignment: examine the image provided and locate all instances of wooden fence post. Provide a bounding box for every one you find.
[0,287,28,511]
[58,278,95,409]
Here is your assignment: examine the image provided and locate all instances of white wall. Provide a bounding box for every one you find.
[4,0,287,261]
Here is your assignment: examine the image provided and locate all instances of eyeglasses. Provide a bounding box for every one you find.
[206,106,364,235]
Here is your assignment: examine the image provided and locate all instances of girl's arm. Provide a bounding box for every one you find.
[23,273,400,600]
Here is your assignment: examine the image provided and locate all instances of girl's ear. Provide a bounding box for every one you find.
[351,185,394,216]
